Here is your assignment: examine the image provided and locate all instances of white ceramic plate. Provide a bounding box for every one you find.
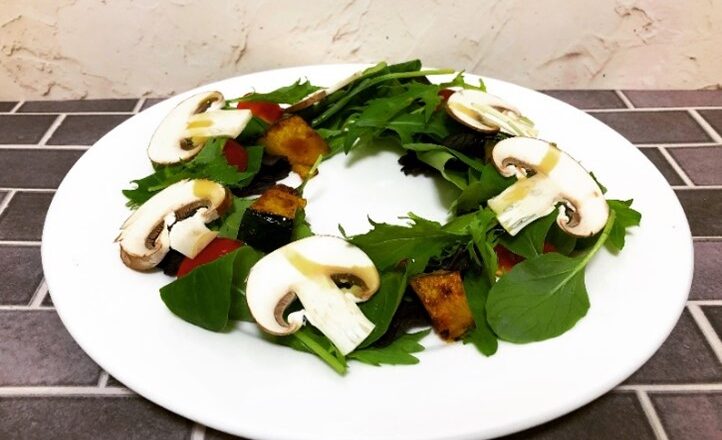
[42,65,693,440]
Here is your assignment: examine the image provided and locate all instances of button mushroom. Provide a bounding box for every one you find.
[446,89,537,137]
[286,70,365,112]
[487,137,609,237]
[118,179,230,271]
[148,91,252,165]
[246,236,381,355]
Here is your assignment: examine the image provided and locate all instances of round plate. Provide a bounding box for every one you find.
[42,65,693,440]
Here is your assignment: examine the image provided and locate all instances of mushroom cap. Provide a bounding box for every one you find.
[286,69,365,112]
[118,179,229,271]
[245,236,380,336]
[446,89,521,133]
[148,91,225,165]
[491,137,609,237]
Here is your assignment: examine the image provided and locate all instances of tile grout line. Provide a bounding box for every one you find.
[132,98,146,114]
[672,185,722,190]
[0,190,16,219]
[27,279,49,308]
[688,109,722,143]
[0,241,42,247]
[689,300,722,306]
[0,187,57,193]
[0,386,134,397]
[37,114,66,146]
[9,101,24,113]
[13,111,135,116]
[0,145,89,151]
[636,390,669,440]
[0,305,54,311]
[693,236,722,241]
[97,371,110,387]
[616,383,722,392]
[585,106,722,113]
[688,304,722,364]
[614,90,635,108]
[658,146,695,186]
[635,142,720,148]
[190,423,206,440]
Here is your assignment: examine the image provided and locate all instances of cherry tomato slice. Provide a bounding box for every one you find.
[438,89,455,101]
[543,242,557,253]
[177,238,243,277]
[223,139,248,172]
[494,245,523,275]
[236,101,284,124]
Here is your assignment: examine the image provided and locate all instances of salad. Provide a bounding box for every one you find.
[117,60,641,374]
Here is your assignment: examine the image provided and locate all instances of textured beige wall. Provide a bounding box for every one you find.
[1,0,720,99]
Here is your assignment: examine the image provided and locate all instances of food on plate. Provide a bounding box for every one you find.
[120,60,641,374]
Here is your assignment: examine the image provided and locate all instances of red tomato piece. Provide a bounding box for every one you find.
[543,242,557,253]
[223,139,249,172]
[236,101,284,124]
[438,89,455,101]
[494,245,523,275]
[177,238,243,277]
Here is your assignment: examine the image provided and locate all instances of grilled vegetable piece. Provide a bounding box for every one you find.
[409,271,474,341]
[239,185,306,252]
[261,116,329,177]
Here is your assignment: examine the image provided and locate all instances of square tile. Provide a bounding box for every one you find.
[0,192,55,241]
[691,241,722,299]
[0,101,17,112]
[698,110,722,136]
[206,428,250,440]
[0,246,43,305]
[47,114,130,145]
[18,99,138,113]
[639,148,684,185]
[668,147,722,185]
[542,90,625,109]
[0,149,84,188]
[624,90,722,108]
[0,396,193,439]
[703,306,722,339]
[0,114,58,144]
[675,189,722,237]
[140,98,168,111]
[42,289,54,306]
[651,393,722,440]
[625,310,722,384]
[590,111,711,144]
[0,310,100,385]
[502,392,654,439]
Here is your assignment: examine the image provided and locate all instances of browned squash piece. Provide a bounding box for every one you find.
[410,271,474,341]
[250,184,307,219]
[261,115,329,177]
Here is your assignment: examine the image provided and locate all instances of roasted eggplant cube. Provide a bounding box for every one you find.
[410,271,474,341]
[261,115,329,177]
[238,184,307,253]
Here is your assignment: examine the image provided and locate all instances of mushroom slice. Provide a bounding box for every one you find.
[286,69,365,112]
[487,137,609,237]
[446,89,537,137]
[246,236,381,355]
[118,179,229,271]
[148,91,252,165]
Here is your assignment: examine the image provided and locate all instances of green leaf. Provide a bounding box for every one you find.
[462,271,498,356]
[291,208,314,241]
[159,250,239,331]
[217,197,253,239]
[546,223,577,256]
[606,199,641,252]
[439,72,487,92]
[486,211,616,343]
[468,208,499,284]
[349,329,431,366]
[500,211,556,259]
[228,246,264,321]
[229,79,321,104]
[359,269,409,348]
[275,326,347,375]
[453,163,515,213]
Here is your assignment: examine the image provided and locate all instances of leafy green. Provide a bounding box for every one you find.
[439,72,487,91]
[277,326,347,375]
[546,223,577,256]
[217,197,253,239]
[229,79,321,104]
[359,269,409,348]
[291,208,314,241]
[468,208,500,284]
[486,211,616,343]
[228,246,264,321]
[453,163,515,213]
[349,329,431,366]
[606,199,641,252]
[462,271,497,356]
[499,211,556,259]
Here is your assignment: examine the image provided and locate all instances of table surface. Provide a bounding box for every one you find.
[0,90,720,440]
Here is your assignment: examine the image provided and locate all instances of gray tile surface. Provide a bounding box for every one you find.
[691,241,722,299]
[591,111,711,144]
[0,101,17,112]
[703,306,722,339]
[652,393,722,440]
[669,147,722,185]
[0,192,54,241]
[503,392,655,439]
[205,428,249,440]
[0,396,193,440]
[625,310,722,384]
[675,189,722,236]
[639,148,684,185]
[697,110,722,136]
[0,246,43,305]
[18,99,138,113]
[0,149,84,188]
[47,114,130,145]
[624,90,722,108]
[0,114,58,144]
[542,90,625,109]
[140,98,167,111]
[0,310,100,385]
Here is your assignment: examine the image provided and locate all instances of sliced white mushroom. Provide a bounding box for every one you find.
[286,70,365,112]
[487,137,609,237]
[446,89,538,137]
[118,179,229,271]
[148,91,252,165]
[246,236,381,355]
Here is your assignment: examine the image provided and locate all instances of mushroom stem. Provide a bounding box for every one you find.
[488,174,561,236]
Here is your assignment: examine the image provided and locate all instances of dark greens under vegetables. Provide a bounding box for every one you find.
[122,60,641,374]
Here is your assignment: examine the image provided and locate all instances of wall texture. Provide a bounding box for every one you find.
[1,0,720,99]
